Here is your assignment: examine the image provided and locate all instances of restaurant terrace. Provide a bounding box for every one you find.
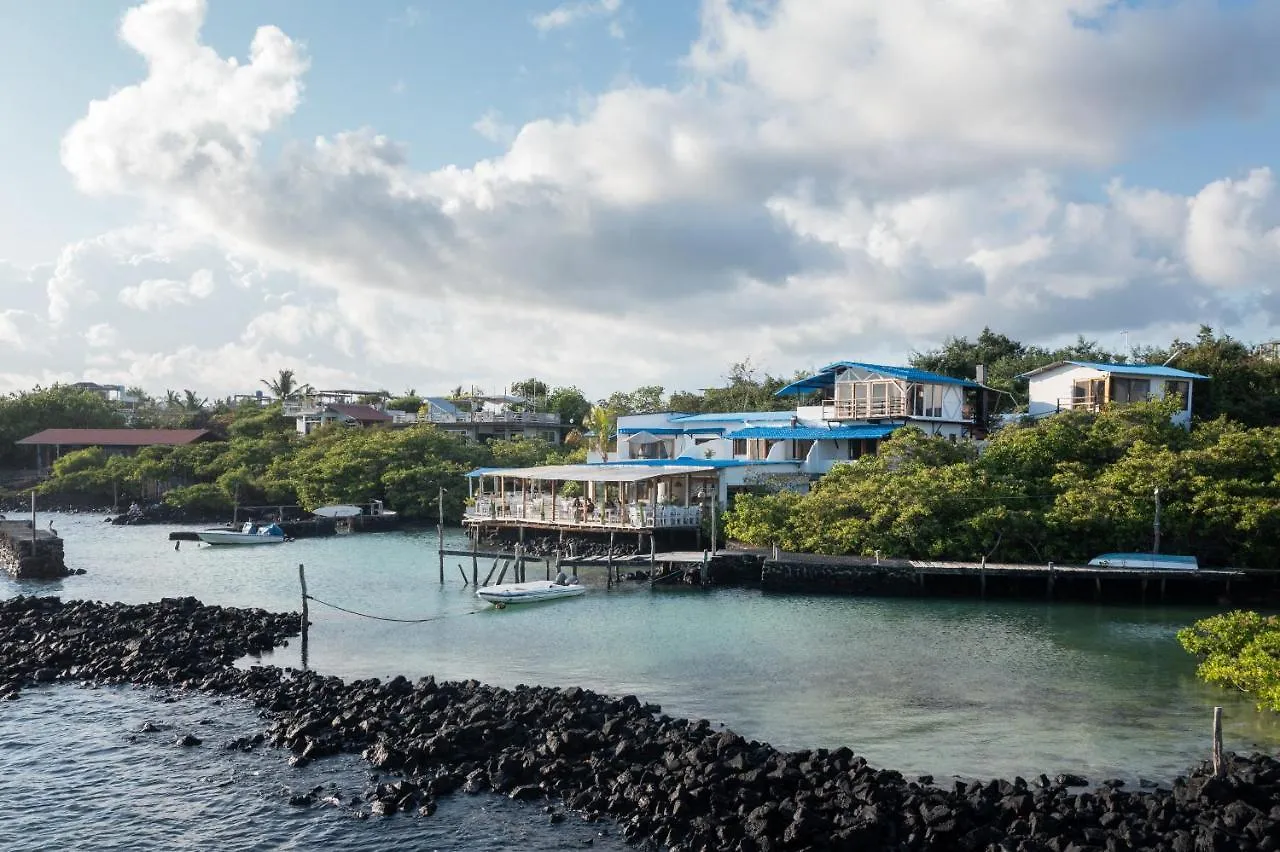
[463,463,719,532]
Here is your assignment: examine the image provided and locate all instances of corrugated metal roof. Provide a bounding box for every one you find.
[669,410,796,422]
[616,427,703,435]
[424,396,462,416]
[16,428,211,446]
[465,463,715,482]
[776,361,980,396]
[1016,360,1209,380]
[723,425,899,440]
[607,458,800,468]
[327,403,393,421]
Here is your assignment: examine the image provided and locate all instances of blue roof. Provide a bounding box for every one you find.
[776,361,980,396]
[602,458,799,468]
[669,410,797,422]
[425,396,462,416]
[616,426,709,435]
[1017,360,1208,380]
[724,425,899,440]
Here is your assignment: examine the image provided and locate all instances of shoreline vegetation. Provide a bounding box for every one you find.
[5,594,1280,852]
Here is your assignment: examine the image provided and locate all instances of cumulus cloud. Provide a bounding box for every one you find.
[119,268,216,310]
[24,0,1280,398]
[532,0,621,33]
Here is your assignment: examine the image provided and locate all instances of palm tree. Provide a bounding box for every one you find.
[261,369,308,400]
[584,405,615,463]
[181,389,207,411]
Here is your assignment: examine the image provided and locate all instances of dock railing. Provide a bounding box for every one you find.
[466,497,701,529]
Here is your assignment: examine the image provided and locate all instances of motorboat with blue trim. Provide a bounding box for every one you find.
[196,521,287,545]
[1087,553,1198,570]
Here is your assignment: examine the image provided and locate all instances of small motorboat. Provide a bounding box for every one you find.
[477,580,586,605]
[1088,553,1198,570]
[196,522,287,546]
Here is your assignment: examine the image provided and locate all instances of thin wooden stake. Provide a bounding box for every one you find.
[1212,706,1224,777]
[298,563,309,671]
[483,557,502,587]
[457,564,469,585]
[495,559,509,586]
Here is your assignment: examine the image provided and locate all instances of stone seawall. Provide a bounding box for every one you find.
[0,521,69,579]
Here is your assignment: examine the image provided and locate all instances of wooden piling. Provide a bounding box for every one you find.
[471,526,479,587]
[1212,706,1224,777]
[483,558,502,587]
[1046,561,1055,599]
[979,556,987,598]
[457,564,468,585]
[298,563,309,671]
[495,559,509,586]
[437,485,445,584]
[607,530,615,588]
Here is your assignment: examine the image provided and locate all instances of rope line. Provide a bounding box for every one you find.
[304,594,480,623]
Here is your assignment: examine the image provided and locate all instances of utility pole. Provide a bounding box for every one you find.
[1153,487,1161,554]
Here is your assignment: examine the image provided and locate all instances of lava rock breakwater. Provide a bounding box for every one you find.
[3,595,1279,851]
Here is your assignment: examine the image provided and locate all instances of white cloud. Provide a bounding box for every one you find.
[472,110,513,144]
[119,268,216,310]
[18,0,1280,399]
[532,0,622,33]
[85,323,118,349]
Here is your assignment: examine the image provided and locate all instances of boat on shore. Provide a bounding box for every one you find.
[196,522,287,546]
[477,580,586,605]
[1088,552,1198,570]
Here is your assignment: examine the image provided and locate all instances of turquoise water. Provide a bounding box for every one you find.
[4,512,1279,848]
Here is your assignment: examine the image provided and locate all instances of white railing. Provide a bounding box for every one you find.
[465,497,701,528]
[431,411,560,425]
[1056,396,1103,412]
[822,397,907,420]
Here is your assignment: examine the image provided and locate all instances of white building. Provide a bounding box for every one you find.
[1018,361,1207,428]
[464,361,993,532]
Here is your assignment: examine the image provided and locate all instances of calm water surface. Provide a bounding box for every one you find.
[4,512,1278,848]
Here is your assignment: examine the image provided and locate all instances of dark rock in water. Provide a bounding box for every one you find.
[4,594,1280,852]
[177,733,202,747]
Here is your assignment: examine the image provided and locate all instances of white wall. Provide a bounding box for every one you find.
[1027,365,1096,418]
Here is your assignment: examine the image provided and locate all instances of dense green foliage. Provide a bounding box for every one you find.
[0,386,124,468]
[1179,612,1280,712]
[725,400,1280,568]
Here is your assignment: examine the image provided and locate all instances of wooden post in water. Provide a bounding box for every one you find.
[518,526,526,582]
[649,534,656,572]
[1094,575,1102,601]
[1212,706,1224,777]
[979,556,987,598]
[607,530,615,588]
[471,526,479,587]
[30,490,36,551]
[437,486,446,584]
[1046,561,1055,599]
[483,558,501,587]
[457,564,468,585]
[298,563,309,671]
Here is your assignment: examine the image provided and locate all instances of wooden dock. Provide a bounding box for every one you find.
[758,549,1251,602]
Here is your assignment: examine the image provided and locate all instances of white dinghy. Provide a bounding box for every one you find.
[477,580,586,605]
[196,522,287,546]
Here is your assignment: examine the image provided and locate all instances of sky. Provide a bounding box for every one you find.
[2,0,1280,402]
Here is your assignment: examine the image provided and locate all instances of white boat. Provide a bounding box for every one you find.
[1088,552,1198,571]
[477,580,586,605]
[196,522,287,546]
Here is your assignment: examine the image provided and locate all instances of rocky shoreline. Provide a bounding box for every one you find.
[3,595,1278,851]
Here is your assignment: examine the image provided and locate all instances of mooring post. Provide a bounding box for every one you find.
[518,526,526,582]
[650,534,656,571]
[1047,561,1055,599]
[471,526,479,587]
[457,564,468,585]
[437,486,446,584]
[30,490,36,551]
[1212,706,1224,777]
[980,555,987,597]
[483,558,500,587]
[607,530,615,588]
[298,563,309,671]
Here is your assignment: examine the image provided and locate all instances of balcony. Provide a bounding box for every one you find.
[465,496,701,529]
[1056,395,1103,413]
[822,397,907,420]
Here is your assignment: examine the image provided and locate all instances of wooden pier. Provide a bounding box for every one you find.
[759,550,1252,603]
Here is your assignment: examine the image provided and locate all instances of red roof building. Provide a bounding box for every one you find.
[16,428,213,474]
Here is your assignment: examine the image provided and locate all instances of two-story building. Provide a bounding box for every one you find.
[463,361,992,536]
[1018,361,1207,428]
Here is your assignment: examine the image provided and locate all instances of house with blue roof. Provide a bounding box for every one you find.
[607,361,995,500]
[1018,361,1208,428]
[463,361,994,535]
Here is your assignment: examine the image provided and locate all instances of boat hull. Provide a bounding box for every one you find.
[196,530,286,546]
[1088,552,1198,570]
[477,581,586,604]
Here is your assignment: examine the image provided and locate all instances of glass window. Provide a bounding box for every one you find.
[732,439,747,456]
[1164,380,1191,410]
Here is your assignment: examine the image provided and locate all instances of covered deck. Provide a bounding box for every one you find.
[464,463,716,531]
